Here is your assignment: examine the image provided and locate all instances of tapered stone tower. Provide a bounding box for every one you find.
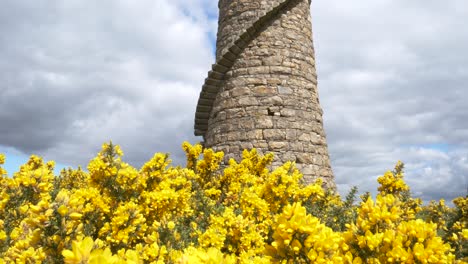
[194,0,335,188]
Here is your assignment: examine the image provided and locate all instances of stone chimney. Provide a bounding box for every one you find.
[194,0,335,188]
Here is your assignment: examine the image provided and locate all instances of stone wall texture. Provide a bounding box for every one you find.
[194,0,335,188]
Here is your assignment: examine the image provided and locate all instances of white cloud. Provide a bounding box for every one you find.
[0,0,467,202]
[314,0,468,201]
[0,0,213,167]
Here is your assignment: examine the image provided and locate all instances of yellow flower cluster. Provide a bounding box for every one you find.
[266,202,351,263]
[0,142,466,263]
[377,161,422,221]
[345,195,454,263]
[0,154,55,262]
[449,197,468,261]
[0,154,6,177]
[377,161,409,195]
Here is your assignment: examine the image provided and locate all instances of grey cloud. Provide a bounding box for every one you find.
[402,148,468,202]
[0,0,212,168]
[313,0,468,200]
[0,0,467,203]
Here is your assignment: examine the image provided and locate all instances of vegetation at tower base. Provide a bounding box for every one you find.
[0,143,466,263]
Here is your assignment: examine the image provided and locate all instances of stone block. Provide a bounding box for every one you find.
[262,55,283,66]
[281,152,296,163]
[268,141,288,151]
[240,142,254,150]
[285,129,297,140]
[263,129,286,140]
[260,96,283,105]
[278,86,293,94]
[280,108,295,117]
[246,129,264,140]
[253,86,277,95]
[270,66,292,74]
[296,153,313,164]
[238,97,258,106]
[253,141,268,149]
[255,116,273,128]
[231,87,251,97]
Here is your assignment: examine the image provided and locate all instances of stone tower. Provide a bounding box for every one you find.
[194,0,335,188]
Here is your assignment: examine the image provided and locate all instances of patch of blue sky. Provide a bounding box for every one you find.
[209,37,216,56]
[0,145,69,177]
[403,143,452,153]
[201,7,218,55]
[205,9,218,21]
[179,2,217,25]
[178,2,217,55]
[422,143,452,152]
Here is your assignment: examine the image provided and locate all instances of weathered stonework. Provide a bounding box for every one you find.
[194,0,335,188]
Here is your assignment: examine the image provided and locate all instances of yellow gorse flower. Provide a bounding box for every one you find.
[62,237,95,263]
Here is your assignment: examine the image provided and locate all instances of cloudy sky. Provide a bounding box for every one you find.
[1,0,467,203]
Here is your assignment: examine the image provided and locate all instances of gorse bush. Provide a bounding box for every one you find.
[0,142,466,263]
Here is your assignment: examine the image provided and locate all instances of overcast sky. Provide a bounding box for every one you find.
[1,0,467,203]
